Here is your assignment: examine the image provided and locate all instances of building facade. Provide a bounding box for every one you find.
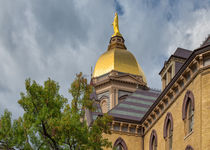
[86,13,210,150]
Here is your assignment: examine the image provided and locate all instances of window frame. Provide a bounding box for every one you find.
[182,90,195,135]
[99,95,109,113]
[163,112,173,150]
[187,101,194,133]
[114,137,127,150]
[149,130,158,150]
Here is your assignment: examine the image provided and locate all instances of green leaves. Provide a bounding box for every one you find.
[69,72,94,114]
[18,78,68,149]
[0,110,14,149]
[0,110,31,149]
[0,73,112,150]
[87,114,112,150]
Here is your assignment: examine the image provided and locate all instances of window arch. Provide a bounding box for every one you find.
[114,137,127,150]
[182,90,195,134]
[163,112,173,150]
[99,95,109,113]
[185,145,194,150]
[100,99,108,113]
[149,130,157,150]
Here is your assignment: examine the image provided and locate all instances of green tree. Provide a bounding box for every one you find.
[59,72,112,150]
[0,110,32,150]
[0,110,15,149]
[18,78,67,150]
[0,73,112,150]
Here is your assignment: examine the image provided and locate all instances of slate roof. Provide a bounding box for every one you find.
[86,88,160,125]
[108,88,160,122]
[142,41,210,123]
[173,48,192,59]
[159,47,192,75]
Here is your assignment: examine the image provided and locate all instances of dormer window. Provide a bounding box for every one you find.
[159,48,192,91]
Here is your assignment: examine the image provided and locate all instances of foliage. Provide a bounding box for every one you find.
[18,78,67,150]
[0,72,112,150]
[0,110,15,149]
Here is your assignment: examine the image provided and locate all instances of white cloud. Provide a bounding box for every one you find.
[0,0,210,118]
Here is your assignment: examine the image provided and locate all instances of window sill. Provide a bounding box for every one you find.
[184,130,193,140]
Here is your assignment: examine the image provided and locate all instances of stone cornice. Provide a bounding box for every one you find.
[143,66,209,134]
[110,120,143,136]
[92,71,147,88]
[141,49,210,134]
[142,45,210,123]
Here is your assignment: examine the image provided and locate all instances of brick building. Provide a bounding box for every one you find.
[86,13,210,150]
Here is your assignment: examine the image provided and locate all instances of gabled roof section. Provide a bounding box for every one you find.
[141,43,210,123]
[108,88,160,123]
[173,48,192,59]
[159,47,192,75]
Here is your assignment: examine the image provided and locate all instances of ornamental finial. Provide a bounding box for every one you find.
[112,12,122,37]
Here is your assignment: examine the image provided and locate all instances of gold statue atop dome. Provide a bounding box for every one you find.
[112,12,122,37]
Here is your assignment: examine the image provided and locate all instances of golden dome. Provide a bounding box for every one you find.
[93,13,146,83]
[92,47,147,83]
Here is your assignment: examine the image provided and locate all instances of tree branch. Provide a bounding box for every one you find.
[41,121,59,150]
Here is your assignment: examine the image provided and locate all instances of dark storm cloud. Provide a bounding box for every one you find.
[30,0,89,52]
[0,0,115,118]
[114,0,124,15]
[117,0,210,87]
[1,0,210,118]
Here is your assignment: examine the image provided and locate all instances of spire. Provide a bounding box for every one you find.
[112,12,122,37]
[107,13,125,50]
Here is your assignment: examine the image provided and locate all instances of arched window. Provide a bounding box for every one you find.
[163,112,173,150]
[99,96,109,113]
[114,137,127,150]
[185,145,194,150]
[100,99,108,113]
[167,121,173,150]
[182,90,195,134]
[149,130,157,150]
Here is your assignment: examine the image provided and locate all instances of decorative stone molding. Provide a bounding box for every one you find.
[108,36,127,50]
[111,121,142,136]
[92,70,147,87]
[142,54,203,134]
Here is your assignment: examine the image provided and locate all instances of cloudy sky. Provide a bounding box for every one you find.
[1,0,210,118]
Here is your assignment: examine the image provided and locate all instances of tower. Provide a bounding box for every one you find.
[87,12,210,150]
[91,13,147,113]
